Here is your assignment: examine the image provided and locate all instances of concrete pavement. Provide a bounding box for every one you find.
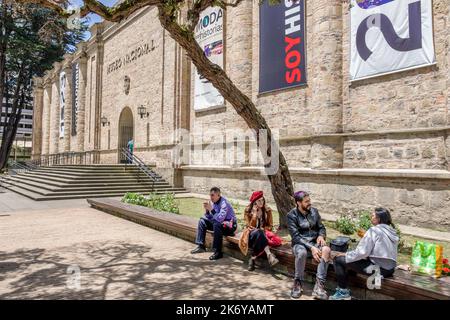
[0,190,310,300]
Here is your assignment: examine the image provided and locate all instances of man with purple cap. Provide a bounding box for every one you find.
[287,191,331,300]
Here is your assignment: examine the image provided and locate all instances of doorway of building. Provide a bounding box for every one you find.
[118,107,134,164]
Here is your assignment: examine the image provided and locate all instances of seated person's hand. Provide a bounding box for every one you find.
[203,201,212,212]
[311,246,322,263]
[317,236,326,247]
[331,252,346,260]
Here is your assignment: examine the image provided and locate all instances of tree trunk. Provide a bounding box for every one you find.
[0,1,9,139]
[0,65,25,170]
[157,6,295,227]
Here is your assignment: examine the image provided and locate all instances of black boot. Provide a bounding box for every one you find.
[248,258,256,271]
[209,251,223,260]
[191,245,206,254]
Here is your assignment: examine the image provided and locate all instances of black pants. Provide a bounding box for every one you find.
[333,256,395,289]
[248,229,268,257]
[195,217,236,253]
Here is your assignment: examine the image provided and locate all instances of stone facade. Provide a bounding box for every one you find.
[31,2,450,231]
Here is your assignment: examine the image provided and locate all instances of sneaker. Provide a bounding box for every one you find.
[290,279,303,299]
[209,251,223,260]
[312,279,328,300]
[190,245,206,254]
[329,288,351,300]
[267,253,279,267]
[248,258,256,271]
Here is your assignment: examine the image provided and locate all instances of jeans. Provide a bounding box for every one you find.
[292,244,329,283]
[333,256,395,289]
[195,217,236,253]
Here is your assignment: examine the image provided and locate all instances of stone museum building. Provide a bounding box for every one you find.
[30,1,450,230]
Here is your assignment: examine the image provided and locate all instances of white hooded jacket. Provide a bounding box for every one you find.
[345,224,399,270]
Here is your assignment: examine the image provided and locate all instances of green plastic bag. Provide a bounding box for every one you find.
[411,241,443,278]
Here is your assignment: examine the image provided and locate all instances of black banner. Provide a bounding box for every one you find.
[71,62,79,136]
[259,0,306,93]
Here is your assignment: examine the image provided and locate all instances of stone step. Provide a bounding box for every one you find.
[27,169,162,177]
[4,164,187,200]
[4,185,188,201]
[40,164,156,170]
[10,174,162,185]
[22,171,163,181]
[4,176,171,192]
[3,181,185,197]
[37,166,148,173]
[4,175,169,188]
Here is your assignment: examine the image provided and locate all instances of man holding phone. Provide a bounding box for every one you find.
[191,187,237,260]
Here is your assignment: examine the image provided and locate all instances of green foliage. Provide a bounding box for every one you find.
[393,223,407,252]
[147,192,180,214]
[356,210,372,231]
[335,214,357,235]
[122,192,180,214]
[122,192,149,207]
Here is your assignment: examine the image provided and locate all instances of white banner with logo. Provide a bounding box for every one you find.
[59,71,66,138]
[193,6,224,111]
[350,0,435,81]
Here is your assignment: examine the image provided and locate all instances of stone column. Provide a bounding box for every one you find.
[49,64,61,155]
[76,55,87,152]
[227,1,253,168]
[446,0,450,170]
[62,57,73,152]
[309,0,344,169]
[41,78,52,155]
[31,78,44,160]
[227,0,252,97]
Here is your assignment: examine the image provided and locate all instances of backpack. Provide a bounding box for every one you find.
[330,236,352,252]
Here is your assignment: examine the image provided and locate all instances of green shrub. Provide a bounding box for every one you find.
[393,223,406,251]
[335,215,357,235]
[122,192,149,207]
[147,193,180,214]
[121,192,180,214]
[357,210,372,231]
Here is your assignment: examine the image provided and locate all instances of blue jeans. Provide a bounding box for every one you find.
[195,217,236,253]
[292,244,329,283]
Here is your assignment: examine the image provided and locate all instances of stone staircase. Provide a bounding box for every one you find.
[0,164,188,201]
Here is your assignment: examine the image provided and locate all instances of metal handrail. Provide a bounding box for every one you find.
[7,160,35,174]
[37,151,98,167]
[120,148,160,190]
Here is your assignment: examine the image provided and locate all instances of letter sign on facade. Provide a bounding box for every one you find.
[350,0,435,80]
[259,0,307,93]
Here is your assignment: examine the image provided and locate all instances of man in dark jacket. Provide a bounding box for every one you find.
[287,191,331,300]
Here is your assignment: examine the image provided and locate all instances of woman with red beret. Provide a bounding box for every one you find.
[238,191,280,271]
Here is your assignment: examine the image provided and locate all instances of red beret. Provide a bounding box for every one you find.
[249,191,264,203]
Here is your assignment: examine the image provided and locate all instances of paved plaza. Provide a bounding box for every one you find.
[0,190,311,300]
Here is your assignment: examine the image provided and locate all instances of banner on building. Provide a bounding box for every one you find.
[72,63,79,136]
[193,6,224,111]
[59,71,66,139]
[350,0,435,81]
[259,0,307,93]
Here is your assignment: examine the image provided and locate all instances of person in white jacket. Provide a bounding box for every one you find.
[329,207,399,300]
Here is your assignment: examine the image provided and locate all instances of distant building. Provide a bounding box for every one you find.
[0,97,33,141]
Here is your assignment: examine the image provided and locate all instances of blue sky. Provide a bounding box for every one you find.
[70,0,118,39]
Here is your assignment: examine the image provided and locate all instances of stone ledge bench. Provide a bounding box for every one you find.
[87,198,450,300]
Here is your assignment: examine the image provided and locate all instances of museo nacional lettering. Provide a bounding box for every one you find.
[107,42,156,75]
